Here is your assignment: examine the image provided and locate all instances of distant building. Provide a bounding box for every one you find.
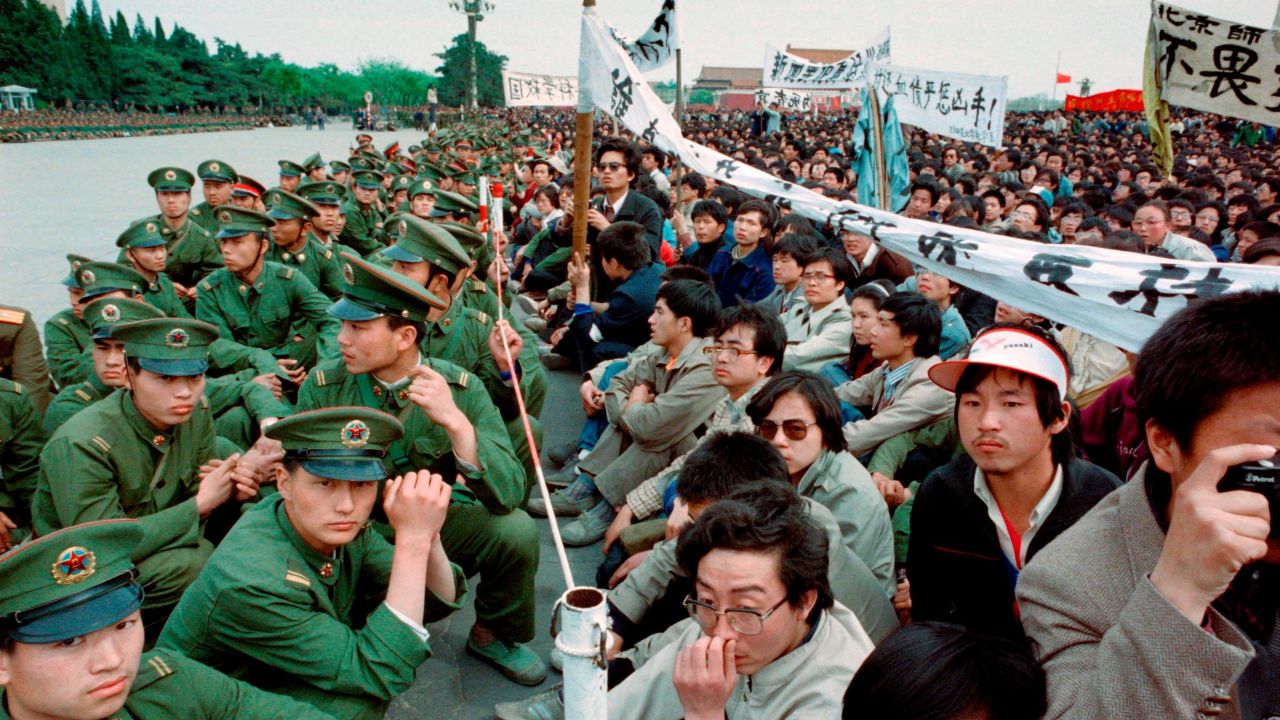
[38,0,65,21]
[1,85,38,112]
[785,47,854,64]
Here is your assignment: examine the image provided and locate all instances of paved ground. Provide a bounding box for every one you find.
[389,331,602,719]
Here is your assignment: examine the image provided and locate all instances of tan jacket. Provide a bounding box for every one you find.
[603,336,725,454]
[1017,465,1256,719]
[608,602,874,720]
[835,355,954,456]
[783,295,854,374]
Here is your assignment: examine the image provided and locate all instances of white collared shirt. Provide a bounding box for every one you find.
[850,243,879,275]
[973,465,1064,569]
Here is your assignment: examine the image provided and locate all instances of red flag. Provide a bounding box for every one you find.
[1056,73,1072,84]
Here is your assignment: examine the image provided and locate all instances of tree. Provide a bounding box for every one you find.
[434,33,506,107]
[357,58,434,107]
[109,10,130,46]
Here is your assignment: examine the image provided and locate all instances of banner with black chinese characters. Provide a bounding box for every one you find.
[578,6,1280,352]
[502,71,579,107]
[868,62,1007,148]
[606,0,680,73]
[754,88,811,112]
[762,28,891,89]
[1064,89,1144,112]
[1149,1,1278,127]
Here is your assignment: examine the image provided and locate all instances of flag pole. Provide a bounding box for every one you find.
[672,47,685,217]
[572,0,597,263]
[1052,50,1061,105]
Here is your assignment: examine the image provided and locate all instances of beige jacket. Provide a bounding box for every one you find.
[783,295,854,374]
[835,355,954,456]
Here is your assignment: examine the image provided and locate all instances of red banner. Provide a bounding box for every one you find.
[1063,89,1144,112]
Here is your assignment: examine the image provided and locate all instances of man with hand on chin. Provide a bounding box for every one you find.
[159,408,464,720]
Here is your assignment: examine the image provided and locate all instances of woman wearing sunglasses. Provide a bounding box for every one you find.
[747,372,896,596]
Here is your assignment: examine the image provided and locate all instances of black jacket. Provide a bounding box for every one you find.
[908,454,1120,641]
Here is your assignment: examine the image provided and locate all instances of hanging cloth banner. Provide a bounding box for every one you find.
[867,62,1008,148]
[606,0,680,73]
[502,71,580,107]
[762,28,891,89]
[1149,1,1279,127]
[1064,89,1145,112]
[578,6,1280,352]
[754,88,811,112]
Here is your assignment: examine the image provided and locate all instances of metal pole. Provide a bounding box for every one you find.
[1052,50,1060,105]
[671,48,685,221]
[556,587,609,718]
[468,10,478,113]
[571,0,596,263]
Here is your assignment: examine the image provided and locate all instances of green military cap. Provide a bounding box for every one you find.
[197,159,237,183]
[329,159,352,173]
[423,143,442,154]
[429,189,479,218]
[436,221,487,257]
[265,406,405,481]
[408,178,437,199]
[214,206,276,239]
[351,170,384,190]
[383,214,472,274]
[0,519,145,643]
[408,145,422,155]
[62,253,92,289]
[391,174,414,193]
[115,218,167,249]
[297,180,347,207]
[85,297,165,340]
[330,252,446,323]
[453,172,478,187]
[147,166,194,192]
[349,156,376,172]
[382,162,401,177]
[112,317,218,376]
[359,148,387,163]
[278,160,307,177]
[302,153,324,171]
[418,162,448,181]
[77,261,146,302]
[263,189,320,221]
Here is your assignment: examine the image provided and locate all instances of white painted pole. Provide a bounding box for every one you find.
[555,587,610,718]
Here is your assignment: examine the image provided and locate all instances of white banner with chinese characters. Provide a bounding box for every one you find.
[868,62,1008,148]
[607,0,680,73]
[578,6,1280,351]
[754,88,811,112]
[1150,2,1279,127]
[501,71,579,107]
[762,28,890,89]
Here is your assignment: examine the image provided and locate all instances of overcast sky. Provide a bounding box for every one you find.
[95,0,1273,99]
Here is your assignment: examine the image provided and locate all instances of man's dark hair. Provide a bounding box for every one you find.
[803,246,854,288]
[735,199,779,235]
[882,292,942,359]
[980,188,1006,208]
[842,621,1047,720]
[680,173,707,196]
[662,265,712,286]
[676,482,833,625]
[747,371,848,453]
[690,199,729,226]
[1135,291,1280,450]
[385,315,428,346]
[1240,220,1280,240]
[597,221,652,271]
[709,185,744,214]
[677,431,789,506]
[771,233,819,263]
[595,137,641,182]
[954,322,1075,466]
[715,304,787,376]
[641,147,666,168]
[1243,238,1280,264]
[657,279,721,337]
[910,180,941,205]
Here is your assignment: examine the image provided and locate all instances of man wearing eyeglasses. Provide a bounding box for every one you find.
[583,138,664,264]
[782,248,854,374]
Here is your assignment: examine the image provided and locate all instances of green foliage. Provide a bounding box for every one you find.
[434,33,507,107]
[0,3,441,110]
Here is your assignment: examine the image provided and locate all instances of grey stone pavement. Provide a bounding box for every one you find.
[389,338,600,720]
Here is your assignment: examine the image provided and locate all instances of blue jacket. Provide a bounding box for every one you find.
[706,244,775,308]
[598,262,664,349]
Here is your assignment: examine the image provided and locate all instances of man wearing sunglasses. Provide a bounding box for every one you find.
[583,138,664,264]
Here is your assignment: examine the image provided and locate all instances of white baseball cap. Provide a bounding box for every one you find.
[928,327,1070,400]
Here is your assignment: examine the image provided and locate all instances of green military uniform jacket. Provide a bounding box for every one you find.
[155,215,223,288]
[32,390,215,561]
[268,233,344,298]
[0,379,44,528]
[43,308,92,389]
[0,649,339,719]
[296,358,524,515]
[43,372,112,435]
[197,262,340,370]
[338,201,385,256]
[462,277,501,319]
[0,305,50,413]
[158,494,466,704]
[188,200,221,236]
[141,272,193,319]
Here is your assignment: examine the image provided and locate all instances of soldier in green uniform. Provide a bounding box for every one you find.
[144,166,222,291]
[277,160,305,193]
[295,254,547,685]
[389,174,413,210]
[296,179,347,252]
[43,254,93,391]
[263,189,343,298]
[188,159,238,236]
[32,318,261,630]
[0,519,339,720]
[407,178,437,220]
[231,175,266,210]
[43,298,164,435]
[302,152,326,182]
[329,160,351,186]
[429,189,479,224]
[339,170,387,256]
[117,219,193,319]
[0,304,50,414]
[159,407,464,719]
[197,206,340,382]
[0,377,43,551]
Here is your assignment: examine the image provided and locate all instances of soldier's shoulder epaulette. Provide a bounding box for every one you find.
[310,358,349,387]
[133,650,180,689]
[284,562,313,589]
[53,314,70,326]
[0,378,20,395]
[0,307,27,325]
[73,386,93,403]
[200,271,223,292]
[428,358,471,389]
[323,248,333,260]
[462,307,490,326]
[190,207,201,217]
[198,395,210,410]
[276,265,295,280]
[471,280,487,292]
